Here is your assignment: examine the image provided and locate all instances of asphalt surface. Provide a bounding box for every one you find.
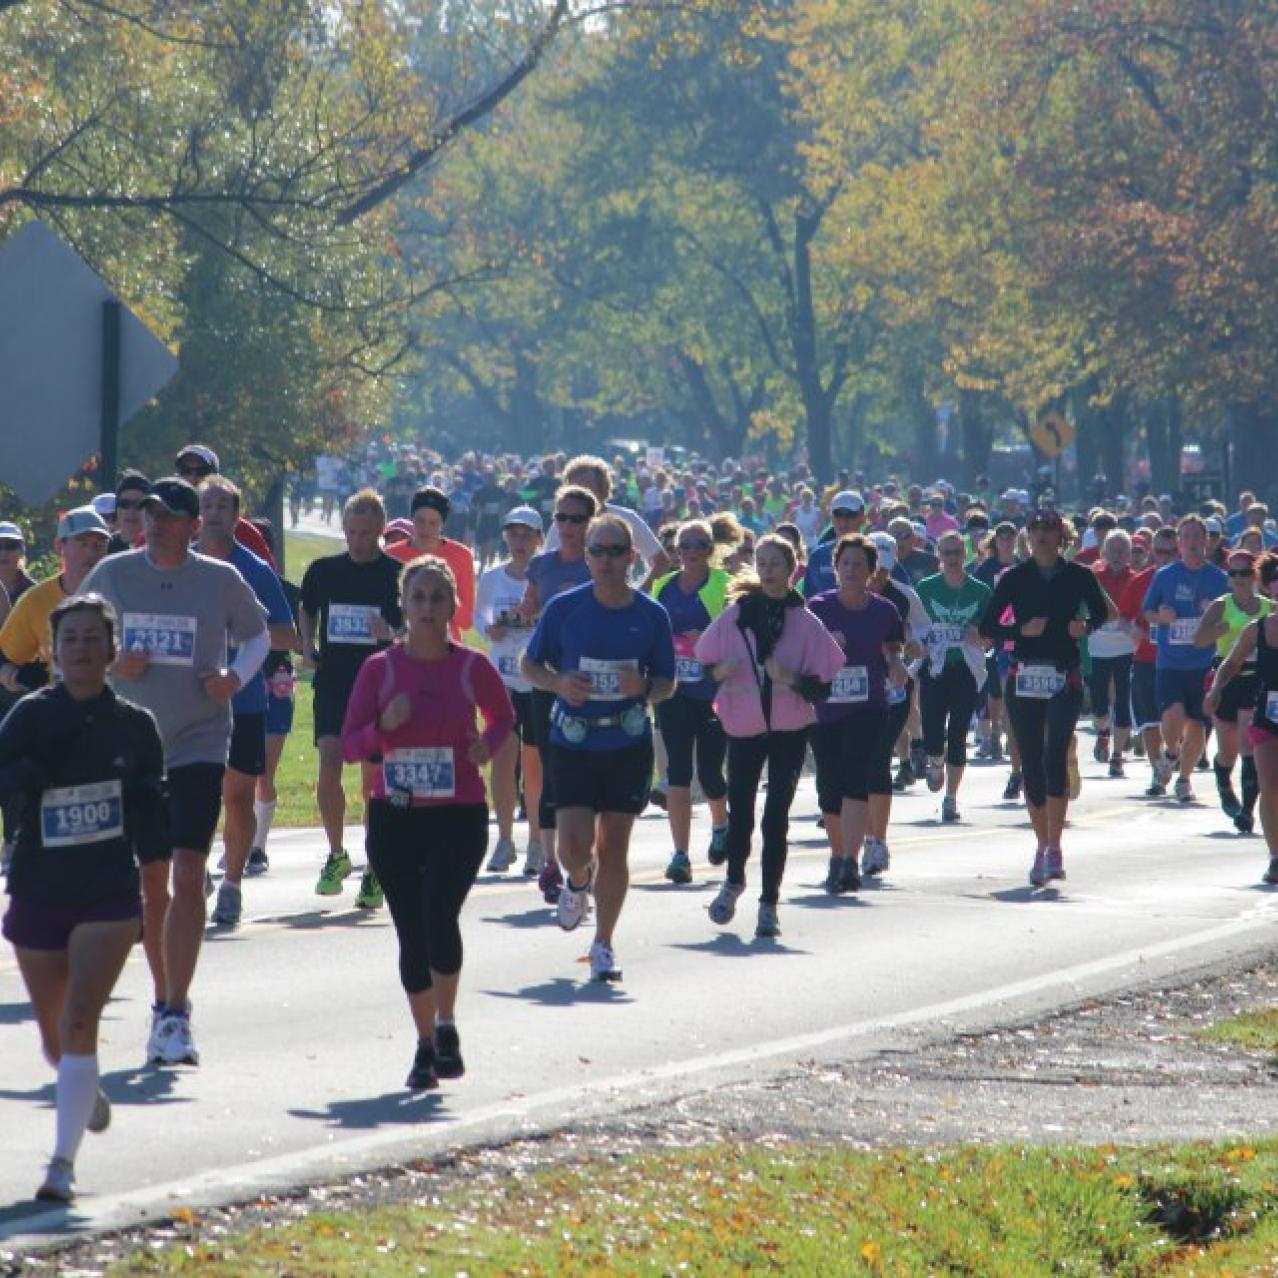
[2,749,1277,1252]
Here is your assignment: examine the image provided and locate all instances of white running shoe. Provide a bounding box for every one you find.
[862,837,890,876]
[589,940,621,982]
[522,840,545,877]
[486,836,518,873]
[1174,776,1194,804]
[557,871,592,932]
[35,1156,75,1203]
[145,1007,165,1064]
[1154,752,1177,787]
[156,1012,200,1066]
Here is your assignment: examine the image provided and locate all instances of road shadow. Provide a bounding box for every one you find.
[630,881,716,895]
[669,934,810,958]
[482,977,635,1007]
[986,886,1072,904]
[288,1089,446,1130]
[787,891,871,910]
[1202,829,1256,840]
[0,1195,98,1235]
[252,909,387,931]
[479,906,556,930]
[0,1000,33,1026]
[0,1064,186,1112]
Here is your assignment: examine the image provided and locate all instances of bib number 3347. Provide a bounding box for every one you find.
[383,748,455,799]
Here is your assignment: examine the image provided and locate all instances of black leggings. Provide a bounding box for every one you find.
[530,689,557,830]
[725,729,808,905]
[812,712,886,811]
[1086,655,1133,729]
[366,800,487,995]
[920,662,979,767]
[1005,676,1084,808]
[657,694,728,797]
[870,692,911,796]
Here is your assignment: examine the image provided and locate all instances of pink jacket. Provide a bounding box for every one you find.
[695,598,846,737]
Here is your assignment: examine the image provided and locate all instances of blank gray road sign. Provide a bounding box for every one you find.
[0,220,178,505]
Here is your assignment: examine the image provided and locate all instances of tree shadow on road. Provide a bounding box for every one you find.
[481,977,635,1007]
[288,1090,446,1130]
[0,999,33,1025]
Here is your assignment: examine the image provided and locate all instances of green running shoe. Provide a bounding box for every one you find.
[355,868,384,909]
[315,848,353,896]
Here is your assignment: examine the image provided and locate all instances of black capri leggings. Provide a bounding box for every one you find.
[869,691,911,797]
[725,729,808,905]
[366,800,488,995]
[1005,673,1084,809]
[811,712,887,812]
[657,694,728,798]
[1086,654,1133,730]
[920,662,980,767]
[530,689,557,831]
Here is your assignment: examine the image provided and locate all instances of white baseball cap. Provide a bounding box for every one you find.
[830,490,865,515]
[57,505,110,540]
[869,531,897,569]
[502,505,543,533]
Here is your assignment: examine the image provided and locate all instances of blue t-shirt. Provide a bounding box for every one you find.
[803,542,836,598]
[229,544,294,713]
[656,575,716,701]
[1142,560,1228,671]
[525,583,675,751]
[527,551,590,609]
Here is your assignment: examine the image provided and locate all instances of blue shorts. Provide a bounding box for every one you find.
[266,690,295,736]
[1155,666,1211,726]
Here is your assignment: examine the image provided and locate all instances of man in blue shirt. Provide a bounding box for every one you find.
[1142,514,1228,802]
[803,491,866,596]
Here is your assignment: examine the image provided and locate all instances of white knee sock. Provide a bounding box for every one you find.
[53,1053,99,1162]
[253,800,277,849]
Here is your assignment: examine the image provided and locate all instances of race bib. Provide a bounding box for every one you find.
[928,623,965,649]
[122,612,196,666]
[383,748,455,799]
[327,603,381,645]
[1168,617,1198,646]
[674,634,703,684]
[494,649,522,680]
[579,657,638,702]
[1015,664,1066,699]
[1266,692,1278,725]
[829,665,870,704]
[41,780,123,848]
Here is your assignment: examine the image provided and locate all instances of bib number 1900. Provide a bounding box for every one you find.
[41,781,124,848]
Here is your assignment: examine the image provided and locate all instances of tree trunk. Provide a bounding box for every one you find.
[958,390,992,489]
[1230,400,1278,507]
[1071,380,1100,506]
[263,473,287,576]
[1099,392,1129,498]
[1145,397,1182,497]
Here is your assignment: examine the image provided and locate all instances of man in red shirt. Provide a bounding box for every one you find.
[174,444,275,568]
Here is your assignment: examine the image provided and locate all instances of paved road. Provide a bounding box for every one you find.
[3,754,1276,1249]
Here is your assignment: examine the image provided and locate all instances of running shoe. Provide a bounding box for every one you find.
[1196,752,1210,772]
[892,760,914,791]
[1235,811,1256,835]
[708,880,744,925]
[1028,849,1049,888]
[486,836,518,873]
[941,795,959,823]
[1045,847,1066,881]
[1174,776,1194,804]
[211,880,242,928]
[557,871,592,931]
[145,1005,166,1065]
[246,847,269,876]
[1145,779,1167,798]
[1132,737,1146,758]
[433,1023,464,1079]
[355,868,384,909]
[35,1156,75,1204]
[1263,858,1278,886]
[522,840,545,878]
[909,741,928,779]
[539,859,563,904]
[406,1039,439,1091]
[1153,753,1177,787]
[87,1088,111,1134]
[1068,755,1082,801]
[925,757,945,793]
[203,867,215,899]
[315,848,353,896]
[974,737,991,761]
[839,857,862,894]
[1093,731,1110,763]
[824,855,845,895]
[589,939,622,982]
[707,826,729,866]
[1214,763,1243,819]
[861,837,890,877]
[664,850,693,884]
[1002,773,1023,803]
[156,1011,200,1067]
[648,787,668,812]
[755,903,781,939]
[1108,757,1125,779]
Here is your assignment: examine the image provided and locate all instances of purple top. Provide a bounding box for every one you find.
[526,551,590,610]
[807,590,905,720]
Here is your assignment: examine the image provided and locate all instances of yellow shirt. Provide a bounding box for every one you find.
[0,574,65,667]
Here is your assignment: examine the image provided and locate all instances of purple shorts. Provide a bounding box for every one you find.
[2,893,142,952]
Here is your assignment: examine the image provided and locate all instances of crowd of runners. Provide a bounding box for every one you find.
[4,440,1278,1203]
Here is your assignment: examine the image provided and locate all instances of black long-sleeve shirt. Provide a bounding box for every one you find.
[0,684,168,906]
[979,558,1111,671]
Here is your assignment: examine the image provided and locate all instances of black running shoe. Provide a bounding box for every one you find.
[1002,773,1022,802]
[434,1024,465,1079]
[839,857,862,894]
[893,760,914,791]
[406,1039,439,1091]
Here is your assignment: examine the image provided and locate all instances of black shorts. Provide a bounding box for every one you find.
[511,690,536,744]
[168,762,226,854]
[228,712,267,777]
[1218,665,1260,720]
[1131,661,1159,732]
[313,681,353,742]
[550,739,654,815]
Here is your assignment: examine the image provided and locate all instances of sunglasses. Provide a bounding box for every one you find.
[554,511,589,525]
[1229,568,1255,578]
[678,539,712,552]
[587,542,629,559]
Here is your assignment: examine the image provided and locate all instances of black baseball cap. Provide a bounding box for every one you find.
[142,477,200,519]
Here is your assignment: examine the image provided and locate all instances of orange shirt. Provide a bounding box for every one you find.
[386,536,475,639]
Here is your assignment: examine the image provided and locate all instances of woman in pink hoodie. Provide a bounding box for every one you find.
[695,535,845,939]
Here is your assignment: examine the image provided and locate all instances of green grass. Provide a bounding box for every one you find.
[282,530,341,587]
[1200,1008,1278,1054]
[104,1140,1278,1276]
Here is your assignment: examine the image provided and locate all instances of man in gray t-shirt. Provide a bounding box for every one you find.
[80,476,268,1068]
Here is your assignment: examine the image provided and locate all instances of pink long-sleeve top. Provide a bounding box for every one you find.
[341,643,514,806]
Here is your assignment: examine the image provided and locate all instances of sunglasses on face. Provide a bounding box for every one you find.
[554,511,589,525]
[587,542,629,559]
[678,540,711,552]
[1229,568,1255,578]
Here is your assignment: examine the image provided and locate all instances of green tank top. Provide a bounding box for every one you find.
[1218,593,1271,661]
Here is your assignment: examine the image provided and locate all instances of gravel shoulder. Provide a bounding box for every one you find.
[8,947,1278,1275]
